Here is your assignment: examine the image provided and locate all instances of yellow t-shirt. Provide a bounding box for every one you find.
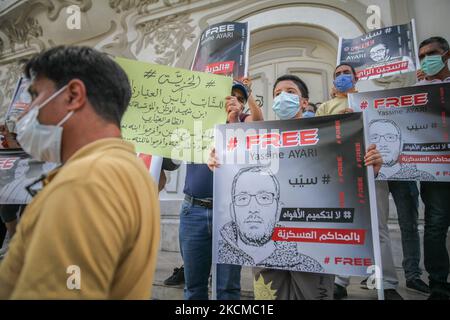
[315,96,349,116]
[0,138,160,299]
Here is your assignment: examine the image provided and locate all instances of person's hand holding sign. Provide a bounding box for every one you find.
[364,144,383,176]
[338,108,354,114]
[0,124,20,149]
[416,69,426,82]
[207,147,219,171]
[225,95,243,123]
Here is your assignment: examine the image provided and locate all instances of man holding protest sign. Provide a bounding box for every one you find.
[416,36,450,300]
[310,65,404,300]
[316,63,358,116]
[410,36,450,299]
[346,35,450,300]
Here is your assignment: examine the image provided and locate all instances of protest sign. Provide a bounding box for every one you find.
[0,150,57,204]
[191,21,249,80]
[0,150,162,204]
[116,57,232,163]
[337,20,419,80]
[212,113,381,277]
[137,153,163,184]
[4,77,31,134]
[349,82,450,181]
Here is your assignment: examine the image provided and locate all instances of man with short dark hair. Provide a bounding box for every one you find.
[316,64,403,300]
[414,36,449,299]
[316,63,357,116]
[0,46,160,299]
[388,36,450,300]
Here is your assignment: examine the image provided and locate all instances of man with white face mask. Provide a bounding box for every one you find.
[0,46,160,299]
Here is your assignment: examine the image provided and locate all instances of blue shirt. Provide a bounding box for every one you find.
[183,164,213,199]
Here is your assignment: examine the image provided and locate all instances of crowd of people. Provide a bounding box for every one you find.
[0,34,449,300]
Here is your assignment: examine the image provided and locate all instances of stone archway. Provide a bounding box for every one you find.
[247,23,340,120]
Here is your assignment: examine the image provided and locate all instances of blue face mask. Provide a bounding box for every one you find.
[421,54,447,76]
[333,74,354,93]
[272,92,300,120]
[302,111,315,118]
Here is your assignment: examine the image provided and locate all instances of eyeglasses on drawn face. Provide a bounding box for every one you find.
[369,133,399,143]
[233,191,276,206]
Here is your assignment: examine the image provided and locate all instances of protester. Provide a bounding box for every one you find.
[316,63,403,300]
[180,78,263,300]
[0,125,24,260]
[316,63,357,116]
[208,74,383,300]
[0,205,25,260]
[380,36,450,299]
[0,46,160,299]
[302,102,317,118]
[415,36,450,300]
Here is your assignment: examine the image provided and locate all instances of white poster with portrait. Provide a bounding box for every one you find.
[349,83,450,181]
[337,20,419,80]
[212,114,381,277]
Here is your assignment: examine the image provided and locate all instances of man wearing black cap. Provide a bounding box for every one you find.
[227,79,263,123]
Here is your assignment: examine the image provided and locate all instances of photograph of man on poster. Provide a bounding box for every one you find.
[369,119,435,181]
[217,165,324,273]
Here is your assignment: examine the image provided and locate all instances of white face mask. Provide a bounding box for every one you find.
[16,85,73,163]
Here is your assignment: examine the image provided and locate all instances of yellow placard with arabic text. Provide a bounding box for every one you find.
[116,57,232,163]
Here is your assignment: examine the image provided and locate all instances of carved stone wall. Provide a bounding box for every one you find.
[0,0,199,121]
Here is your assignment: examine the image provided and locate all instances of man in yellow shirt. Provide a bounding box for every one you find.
[315,63,358,116]
[0,46,160,299]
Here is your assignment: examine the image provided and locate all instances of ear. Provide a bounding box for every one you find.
[65,79,87,112]
[444,51,450,63]
[300,98,309,109]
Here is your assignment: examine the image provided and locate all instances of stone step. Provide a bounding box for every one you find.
[152,249,432,300]
[152,249,254,300]
[155,199,449,300]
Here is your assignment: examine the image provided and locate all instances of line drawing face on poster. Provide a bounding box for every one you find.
[218,165,325,273]
[369,119,436,181]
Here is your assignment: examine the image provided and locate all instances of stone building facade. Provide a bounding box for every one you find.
[1,0,449,253]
